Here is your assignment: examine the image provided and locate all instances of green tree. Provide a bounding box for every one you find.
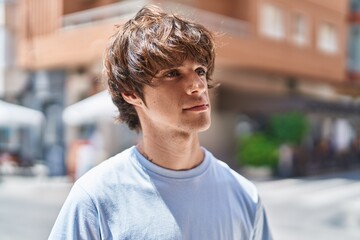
[269,112,308,145]
[237,133,278,168]
[237,112,309,169]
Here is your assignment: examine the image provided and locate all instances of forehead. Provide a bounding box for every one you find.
[148,43,211,72]
[157,59,206,72]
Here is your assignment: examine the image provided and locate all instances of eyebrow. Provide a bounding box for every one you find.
[154,62,208,77]
[155,68,177,77]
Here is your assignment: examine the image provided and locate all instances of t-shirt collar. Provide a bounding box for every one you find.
[132,146,211,179]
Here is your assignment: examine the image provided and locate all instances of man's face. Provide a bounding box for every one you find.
[138,59,211,134]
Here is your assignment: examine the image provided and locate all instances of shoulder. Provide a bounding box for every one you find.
[75,146,141,196]
[205,149,259,203]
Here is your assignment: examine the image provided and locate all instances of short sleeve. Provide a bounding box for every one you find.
[252,196,273,240]
[48,183,100,240]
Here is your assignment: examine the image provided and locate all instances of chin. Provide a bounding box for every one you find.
[179,111,211,133]
[189,117,211,133]
[198,119,211,132]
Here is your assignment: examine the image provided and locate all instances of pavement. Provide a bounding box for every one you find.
[0,175,72,240]
[0,169,359,240]
[254,169,360,240]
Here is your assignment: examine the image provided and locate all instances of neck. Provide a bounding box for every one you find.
[137,129,204,171]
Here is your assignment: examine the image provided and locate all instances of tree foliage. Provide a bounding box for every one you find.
[269,112,308,145]
[237,112,308,168]
[237,133,278,168]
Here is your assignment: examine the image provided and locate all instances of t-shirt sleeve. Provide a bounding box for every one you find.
[252,196,273,240]
[48,183,100,240]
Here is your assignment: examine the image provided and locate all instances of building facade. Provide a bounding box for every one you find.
[15,0,359,175]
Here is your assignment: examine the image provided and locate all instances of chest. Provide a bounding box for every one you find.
[97,178,255,240]
[151,179,256,239]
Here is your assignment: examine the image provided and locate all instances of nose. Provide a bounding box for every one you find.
[186,72,207,95]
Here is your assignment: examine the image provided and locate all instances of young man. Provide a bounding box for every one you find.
[49,5,272,240]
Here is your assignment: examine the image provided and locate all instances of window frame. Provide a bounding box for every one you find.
[316,21,339,54]
[259,3,286,41]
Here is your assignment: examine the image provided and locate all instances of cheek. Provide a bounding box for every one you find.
[148,94,176,113]
[155,89,181,105]
[144,86,183,112]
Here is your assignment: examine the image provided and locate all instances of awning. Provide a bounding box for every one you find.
[0,100,45,127]
[62,91,118,126]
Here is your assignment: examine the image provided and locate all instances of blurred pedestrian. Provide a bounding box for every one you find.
[49,5,272,240]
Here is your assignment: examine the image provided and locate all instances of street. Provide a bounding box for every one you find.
[0,170,359,240]
[0,175,71,240]
[255,170,360,240]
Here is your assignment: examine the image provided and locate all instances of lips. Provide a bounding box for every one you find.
[183,104,209,111]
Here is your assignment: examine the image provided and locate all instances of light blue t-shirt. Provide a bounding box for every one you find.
[49,146,272,240]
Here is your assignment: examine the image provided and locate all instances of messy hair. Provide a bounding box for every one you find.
[103,5,216,131]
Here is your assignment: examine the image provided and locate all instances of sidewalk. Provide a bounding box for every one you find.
[255,169,360,240]
[0,175,72,240]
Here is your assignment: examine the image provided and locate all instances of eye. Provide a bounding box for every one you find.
[195,67,207,76]
[165,69,180,78]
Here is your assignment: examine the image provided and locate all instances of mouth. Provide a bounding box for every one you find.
[183,104,209,112]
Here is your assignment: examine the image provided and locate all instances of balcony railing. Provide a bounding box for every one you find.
[161,1,249,37]
[62,0,249,37]
[62,0,147,29]
[19,0,62,38]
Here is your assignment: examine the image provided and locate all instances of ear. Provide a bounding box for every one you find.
[121,92,143,107]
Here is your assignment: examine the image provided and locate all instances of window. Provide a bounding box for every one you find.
[0,2,4,27]
[291,13,308,46]
[260,4,285,40]
[348,26,360,71]
[317,22,338,54]
[351,0,360,11]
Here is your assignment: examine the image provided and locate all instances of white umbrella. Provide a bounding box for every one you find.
[0,100,45,127]
[62,91,118,126]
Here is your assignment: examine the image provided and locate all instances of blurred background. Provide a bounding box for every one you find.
[0,0,360,239]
